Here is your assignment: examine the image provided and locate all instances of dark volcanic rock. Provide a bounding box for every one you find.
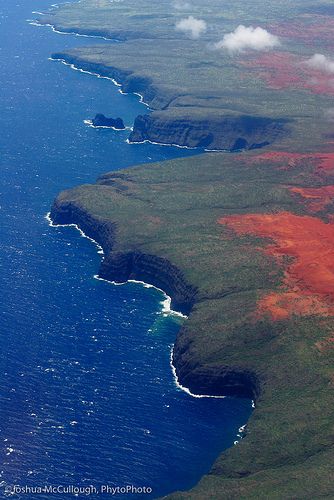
[99,252,197,315]
[173,335,261,400]
[92,114,125,129]
[50,199,115,255]
[129,112,289,151]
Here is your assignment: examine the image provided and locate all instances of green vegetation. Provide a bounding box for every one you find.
[52,153,334,498]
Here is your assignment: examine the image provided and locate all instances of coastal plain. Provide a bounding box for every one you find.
[39,0,334,498]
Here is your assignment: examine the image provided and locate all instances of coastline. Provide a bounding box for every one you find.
[28,18,120,42]
[49,149,334,499]
[169,349,227,400]
[125,137,198,151]
[45,211,229,400]
[28,12,251,153]
[49,56,151,108]
[31,22,213,151]
[47,53,286,152]
[27,2,334,498]
[126,136,228,153]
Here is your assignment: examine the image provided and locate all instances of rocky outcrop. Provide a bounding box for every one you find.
[129,112,289,151]
[92,114,125,129]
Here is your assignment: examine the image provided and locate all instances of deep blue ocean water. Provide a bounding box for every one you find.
[0,1,252,498]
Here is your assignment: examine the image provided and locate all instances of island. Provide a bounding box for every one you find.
[39,0,334,498]
[91,114,125,130]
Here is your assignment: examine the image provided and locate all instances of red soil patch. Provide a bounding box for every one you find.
[315,335,334,353]
[145,215,162,226]
[289,185,334,212]
[242,51,334,96]
[218,212,334,319]
[242,52,302,91]
[258,292,333,321]
[270,16,334,49]
[249,151,334,174]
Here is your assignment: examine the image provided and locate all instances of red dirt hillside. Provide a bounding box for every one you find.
[248,151,334,174]
[270,16,334,49]
[242,51,334,96]
[289,185,334,212]
[218,212,334,320]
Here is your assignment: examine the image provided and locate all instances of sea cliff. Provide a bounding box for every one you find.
[51,195,260,400]
[52,52,289,151]
[129,112,285,151]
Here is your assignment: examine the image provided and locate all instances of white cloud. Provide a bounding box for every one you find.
[306,54,334,74]
[172,0,191,10]
[215,25,280,54]
[175,16,207,39]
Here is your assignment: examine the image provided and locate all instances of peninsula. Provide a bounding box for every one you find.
[40,0,334,498]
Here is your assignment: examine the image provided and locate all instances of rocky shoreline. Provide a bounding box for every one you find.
[50,197,260,401]
[51,52,290,152]
[129,112,286,151]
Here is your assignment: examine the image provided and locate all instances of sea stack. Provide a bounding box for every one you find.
[92,114,125,129]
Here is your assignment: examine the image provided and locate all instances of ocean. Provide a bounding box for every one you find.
[0,1,252,498]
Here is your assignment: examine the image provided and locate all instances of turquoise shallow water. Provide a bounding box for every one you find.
[0,1,252,498]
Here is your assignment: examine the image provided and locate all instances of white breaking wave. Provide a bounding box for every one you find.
[94,275,187,319]
[49,57,150,107]
[83,119,132,131]
[45,212,104,255]
[29,19,113,41]
[126,138,197,150]
[126,137,228,153]
[169,347,227,399]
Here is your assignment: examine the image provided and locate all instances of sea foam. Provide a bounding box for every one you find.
[46,55,150,107]
[169,348,227,399]
[83,119,132,131]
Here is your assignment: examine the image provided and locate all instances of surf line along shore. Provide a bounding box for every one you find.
[45,212,236,401]
[48,56,151,107]
[47,56,206,151]
[40,21,238,403]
